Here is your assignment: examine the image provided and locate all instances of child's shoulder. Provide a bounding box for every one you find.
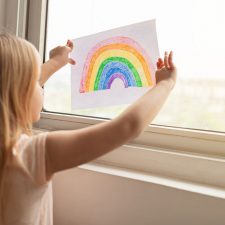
[10,132,50,185]
[14,132,49,155]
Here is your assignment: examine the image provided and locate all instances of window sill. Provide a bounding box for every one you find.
[34,115,225,199]
[79,162,225,199]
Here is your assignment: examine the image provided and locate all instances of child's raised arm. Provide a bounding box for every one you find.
[45,51,177,179]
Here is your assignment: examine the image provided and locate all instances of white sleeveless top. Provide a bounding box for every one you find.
[0,132,53,225]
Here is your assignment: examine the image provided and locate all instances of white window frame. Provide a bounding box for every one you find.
[4,0,225,198]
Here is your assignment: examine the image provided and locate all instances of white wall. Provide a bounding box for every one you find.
[0,0,5,29]
[53,168,225,225]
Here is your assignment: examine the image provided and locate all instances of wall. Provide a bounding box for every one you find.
[0,0,5,29]
[53,168,225,225]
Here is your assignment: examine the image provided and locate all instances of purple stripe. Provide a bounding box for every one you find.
[107,73,128,89]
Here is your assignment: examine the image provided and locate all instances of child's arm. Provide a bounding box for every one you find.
[45,51,177,178]
[39,40,76,86]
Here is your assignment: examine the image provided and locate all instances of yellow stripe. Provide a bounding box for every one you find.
[89,49,150,91]
[85,43,153,91]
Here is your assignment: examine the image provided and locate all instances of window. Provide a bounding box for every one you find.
[44,0,225,133]
[24,0,225,193]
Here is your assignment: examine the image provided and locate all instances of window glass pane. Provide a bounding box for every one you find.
[44,0,225,132]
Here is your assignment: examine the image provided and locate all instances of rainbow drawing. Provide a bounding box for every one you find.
[79,36,155,93]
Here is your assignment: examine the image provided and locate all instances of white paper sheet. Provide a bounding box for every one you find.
[71,20,159,109]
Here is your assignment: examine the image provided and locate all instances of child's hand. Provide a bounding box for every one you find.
[40,40,76,86]
[155,51,177,89]
[49,40,76,70]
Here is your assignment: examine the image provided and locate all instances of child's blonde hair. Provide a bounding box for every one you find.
[0,33,39,180]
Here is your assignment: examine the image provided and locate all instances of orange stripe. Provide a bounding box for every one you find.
[85,43,152,91]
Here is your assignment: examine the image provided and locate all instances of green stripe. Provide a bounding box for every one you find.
[94,57,142,90]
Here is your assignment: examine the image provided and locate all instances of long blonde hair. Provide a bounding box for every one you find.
[0,33,39,188]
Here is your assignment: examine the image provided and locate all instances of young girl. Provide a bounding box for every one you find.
[0,33,176,225]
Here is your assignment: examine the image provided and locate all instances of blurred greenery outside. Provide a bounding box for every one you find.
[44,73,225,133]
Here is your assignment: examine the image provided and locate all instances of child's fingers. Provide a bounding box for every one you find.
[66,40,74,51]
[158,57,163,64]
[68,58,76,65]
[156,58,164,69]
[168,51,175,70]
[158,58,164,68]
[164,51,169,69]
[66,39,73,47]
[156,61,160,69]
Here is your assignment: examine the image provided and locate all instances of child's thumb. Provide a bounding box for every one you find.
[68,58,76,65]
